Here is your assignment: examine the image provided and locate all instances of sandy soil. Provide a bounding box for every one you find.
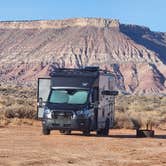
[0,125,166,166]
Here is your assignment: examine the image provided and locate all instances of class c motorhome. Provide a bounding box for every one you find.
[37,67,118,136]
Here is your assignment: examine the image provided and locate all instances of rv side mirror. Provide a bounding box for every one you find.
[39,97,43,107]
[89,103,94,108]
[102,90,118,96]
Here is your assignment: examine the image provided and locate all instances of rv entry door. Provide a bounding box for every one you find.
[37,78,51,119]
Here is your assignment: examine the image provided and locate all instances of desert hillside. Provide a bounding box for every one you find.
[0,18,166,95]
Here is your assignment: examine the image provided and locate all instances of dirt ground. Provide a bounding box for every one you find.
[0,124,166,166]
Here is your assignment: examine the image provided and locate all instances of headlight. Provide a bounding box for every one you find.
[76,109,94,118]
[76,110,84,115]
[44,108,51,114]
[44,108,52,119]
[71,112,77,119]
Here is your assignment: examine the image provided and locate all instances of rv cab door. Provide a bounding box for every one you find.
[37,78,51,119]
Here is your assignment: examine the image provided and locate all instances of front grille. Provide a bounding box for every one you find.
[63,124,71,127]
[53,123,60,127]
[51,111,73,119]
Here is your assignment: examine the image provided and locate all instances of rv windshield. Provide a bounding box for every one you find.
[48,89,89,105]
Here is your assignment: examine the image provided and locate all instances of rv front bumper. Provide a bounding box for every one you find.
[42,116,91,131]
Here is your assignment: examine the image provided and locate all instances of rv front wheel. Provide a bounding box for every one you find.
[42,126,51,135]
[96,130,102,136]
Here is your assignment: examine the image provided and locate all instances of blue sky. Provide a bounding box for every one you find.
[0,0,165,32]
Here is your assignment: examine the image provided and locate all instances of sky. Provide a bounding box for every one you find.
[0,0,165,32]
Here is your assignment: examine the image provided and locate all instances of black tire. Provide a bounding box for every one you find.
[59,130,65,134]
[103,119,110,136]
[96,120,110,136]
[42,126,51,135]
[60,130,71,135]
[65,130,71,135]
[136,130,154,137]
[82,130,90,136]
[96,130,103,136]
[82,118,91,136]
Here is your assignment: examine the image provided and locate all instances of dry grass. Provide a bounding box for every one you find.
[0,85,36,126]
[115,95,166,130]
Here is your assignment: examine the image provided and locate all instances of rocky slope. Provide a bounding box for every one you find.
[0,18,166,95]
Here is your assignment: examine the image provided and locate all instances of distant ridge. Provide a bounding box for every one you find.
[0,18,166,95]
[0,18,119,29]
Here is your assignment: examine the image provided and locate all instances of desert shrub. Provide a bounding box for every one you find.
[16,99,25,105]
[5,104,36,119]
[0,85,36,120]
[0,117,10,127]
[115,95,166,129]
[114,111,134,129]
[9,118,33,126]
[115,105,125,112]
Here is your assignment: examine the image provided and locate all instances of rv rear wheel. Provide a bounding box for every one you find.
[97,120,110,136]
[42,127,51,135]
[103,119,110,136]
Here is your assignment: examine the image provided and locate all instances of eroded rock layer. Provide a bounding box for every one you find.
[0,18,166,95]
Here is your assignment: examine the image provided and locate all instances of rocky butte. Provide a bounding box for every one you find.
[0,18,166,95]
